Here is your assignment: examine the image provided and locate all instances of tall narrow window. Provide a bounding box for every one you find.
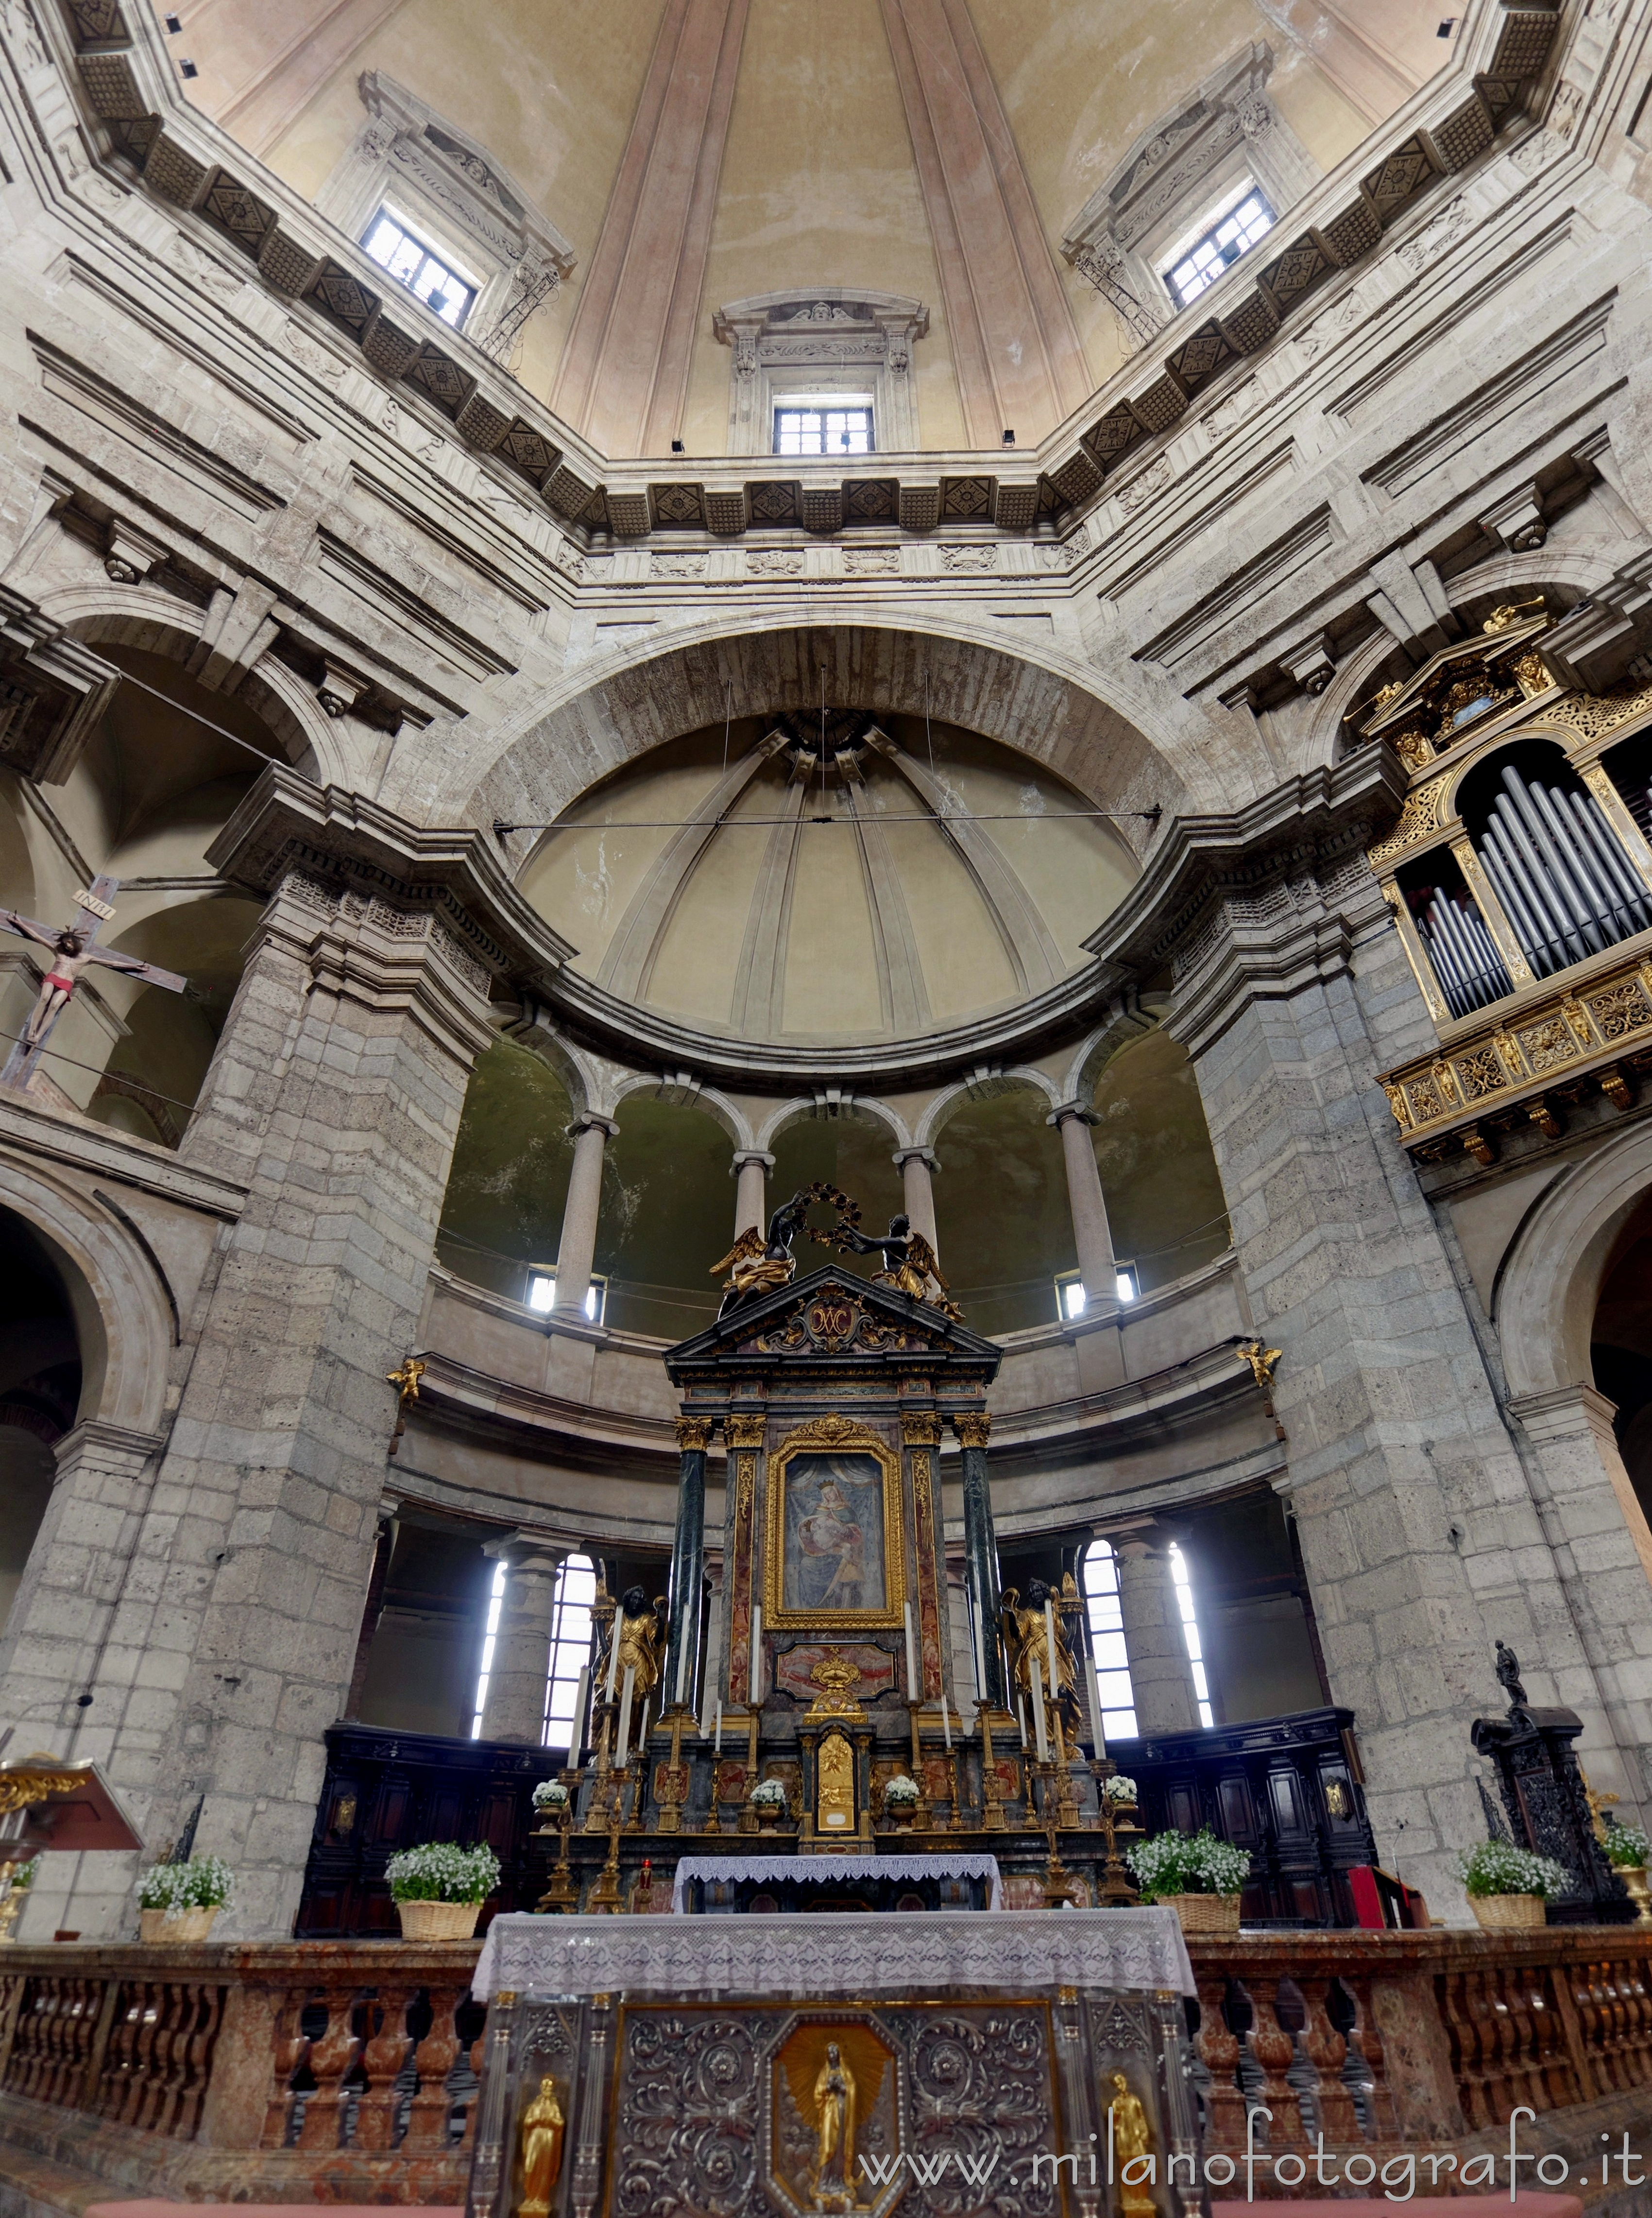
[469,1558,508,1738]
[1080,1539,1139,1741]
[543,1554,598,1751]
[774,401,873,455]
[1162,183,1275,309]
[362,206,477,328]
[1169,1541,1215,1727]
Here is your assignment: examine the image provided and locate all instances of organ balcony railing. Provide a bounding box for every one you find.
[1357,604,1652,1163]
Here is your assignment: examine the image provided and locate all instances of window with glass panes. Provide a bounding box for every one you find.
[542,1554,597,1752]
[1163,185,1275,310]
[362,207,477,328]
[774,402,873,456]
[1080,1539,1138,1741]
[468,1558,507,1738]
[1168,1541,1215,1726]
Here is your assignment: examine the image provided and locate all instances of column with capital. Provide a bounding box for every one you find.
[479,1535,571,1743]
[665,1416,715,1712]
[1049,1100,1119,1309]
[731,1149,773,1238]
[1112,1526,1200,1734]
[953,1410,1005,1709]
[892,1146,940,1254]
[554,1113,619,1318]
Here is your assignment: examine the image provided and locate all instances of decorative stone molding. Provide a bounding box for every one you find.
[713,290,929,455]
[0,583,120,784]
[1061,45,1320,346]
[314,72,575,365]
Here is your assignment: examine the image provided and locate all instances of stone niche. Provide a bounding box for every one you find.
[713,290,930,455]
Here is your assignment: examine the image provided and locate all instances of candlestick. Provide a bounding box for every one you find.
[714,1699,723,1754]
[615,1663,636,1767]
[903,1600,919,1701]
[1030,1656,1050,1763]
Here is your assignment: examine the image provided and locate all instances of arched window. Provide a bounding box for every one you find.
[469,1559,508,1739]
[1169,1542,1215,1728]
[543,1554,597,1752]
[1080,1539,1138,1741]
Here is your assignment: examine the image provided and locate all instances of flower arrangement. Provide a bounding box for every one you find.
[1457,1841,1572,1899]
[6,1859,38,1892]
[883,1774,920,1806]
[749,1778,788,1810]
[384,1842,500,1905]
[1104,1776,1138,1805]
[1127,1826,1251,1900]
[531,1780,570,1815]
[138,1855,235,1914]
[1602,1822,1652,1870]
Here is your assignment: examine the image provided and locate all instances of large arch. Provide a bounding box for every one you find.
[1496,1121,1652,1401]
[438,621,1209,852]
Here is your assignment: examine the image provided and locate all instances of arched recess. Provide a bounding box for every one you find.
[915,1067,1061,1149]
[0,1209,82,1635]
[437,1037,579,1305]
[445,622,1196,850]
[1592,1190,1652,1526]
[1498,1123,1652,1402]
[1087,1029,1232,1294]
[763,1104,907,1273]
[611,1071,754,1152]
[758,1094,909,1153]
[927,1078,1073,1337]
[595,1093,737,1340]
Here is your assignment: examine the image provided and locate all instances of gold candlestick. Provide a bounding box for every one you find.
[975,1701,1007,1832]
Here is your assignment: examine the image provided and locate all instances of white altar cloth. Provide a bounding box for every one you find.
[667,1850,1004,1913]
[472,1907,1195,2000]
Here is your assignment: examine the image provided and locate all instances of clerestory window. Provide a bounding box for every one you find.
[1162,183,1276,310]
[362,206,477,328]
[543,1554,598,1752]
[774,400,873,456]
[1080,1539,1139,1742]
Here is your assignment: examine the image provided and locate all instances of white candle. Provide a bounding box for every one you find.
[1031,1656,1050,1764]
[714,1699,723,1754]
[674,1614,689,1705]
[1044,1598,1060,1714]
[604,1605,621,1702]
[751,1603,765,1703]
[903,1600,919,1701]
[1090,1659,1108,1761]
[571,1666,590,1763]
[615,1663,636,1767]
[941,1698,952,1751]
[1016,1692,1028,1750]
[638,1699,650,1751]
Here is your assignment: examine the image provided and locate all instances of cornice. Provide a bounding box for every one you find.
[37,0,1561,553]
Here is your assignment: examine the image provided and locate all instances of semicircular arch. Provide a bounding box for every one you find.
[915,1067,1061,1149]
[1497,1121,1652,1400]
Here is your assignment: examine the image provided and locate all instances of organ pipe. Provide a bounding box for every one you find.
[1417,887,1509,1017]
[1470,760,1652,980]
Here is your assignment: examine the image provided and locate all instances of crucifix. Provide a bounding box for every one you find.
[0,876,187,1093]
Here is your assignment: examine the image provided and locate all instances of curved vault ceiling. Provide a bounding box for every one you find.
[177,0,1449,453]
[518,710,1138,1044]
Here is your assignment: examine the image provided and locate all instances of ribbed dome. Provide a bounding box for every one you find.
[518,713,1138,1042]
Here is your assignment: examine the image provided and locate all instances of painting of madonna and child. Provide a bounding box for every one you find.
[781,1454,891,1616]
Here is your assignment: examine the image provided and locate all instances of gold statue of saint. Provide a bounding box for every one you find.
[1107,2073,1156,2217]
[817,1729,856,1834]
[999,1578,1083,1744]
[599,1585,667,1703]
[809,2040,857,2204]
[517,2076,566,2216]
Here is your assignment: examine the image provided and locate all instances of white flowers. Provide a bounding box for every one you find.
[532,1780,571,1812]
[749,1779,788,1810]
[1458,1840,1572,1900]
[6,1859,38,1892]
[384,1841,501,1905]
[1603,1822,1651,1870]
[884,1774,920,1806]
[138,1855,235,1914]
[1127,1826,1251,1899]
[1104,1776,1138,1805]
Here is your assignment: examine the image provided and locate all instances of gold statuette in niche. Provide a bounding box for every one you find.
[1107,2073,1157,2217]
[817,1729,855,1835]
[517,2075,565,2216]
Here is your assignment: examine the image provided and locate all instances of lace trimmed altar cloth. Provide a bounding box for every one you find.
[667,1849,1004,1913]
[471,1905,1195,2000]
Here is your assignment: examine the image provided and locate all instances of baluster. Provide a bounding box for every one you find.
[446,1992,488,2150]
[404,1982,463,2148]
[97,1983,138,2122]
[353,1983,416,2151]
[125,1980,170,2131]
[1616,1954,1652,2084]
[172,1981,223,2140]
[1274,1977,1325,2146]
[1295,1977,1358,2144]
[1244,1981,1305,2145]
[261,1987,312,2147]
[295,1992,359,2149]
[1332,1975,1391,2139]
[1522,1961,1575,2112]
[1493,1961,1547,2117]
[1192,1970,1244,2154]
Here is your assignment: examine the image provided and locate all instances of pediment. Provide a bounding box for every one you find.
[1351,607,1553,764]
[664,1265,1001,1374]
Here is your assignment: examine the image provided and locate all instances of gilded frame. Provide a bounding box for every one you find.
[763,1413,906,1629]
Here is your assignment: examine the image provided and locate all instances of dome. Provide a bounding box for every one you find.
[517,710,1138,1042]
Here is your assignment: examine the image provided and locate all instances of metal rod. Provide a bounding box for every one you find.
[493,807,1164,835]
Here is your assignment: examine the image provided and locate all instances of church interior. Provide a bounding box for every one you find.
[0,0,1650,2209]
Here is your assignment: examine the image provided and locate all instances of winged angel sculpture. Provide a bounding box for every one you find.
[711,1182,964,1322]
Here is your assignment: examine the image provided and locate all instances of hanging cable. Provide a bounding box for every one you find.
[720,675,732,778]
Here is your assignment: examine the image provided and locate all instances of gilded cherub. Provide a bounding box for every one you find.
[837,1213,964,1322]
[711,1190,814,1316]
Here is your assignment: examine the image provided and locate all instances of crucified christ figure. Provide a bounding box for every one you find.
[0,877,187,1091]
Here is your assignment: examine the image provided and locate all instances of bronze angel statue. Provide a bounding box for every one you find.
[1000,1577,1085,1748]
[600,1584,668,1702]
[837,1212,964,1322]
[710,1189,815,1317]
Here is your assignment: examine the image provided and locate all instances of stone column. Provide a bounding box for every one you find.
[665,1416,714,1712]
[1050,1101,1118,1306]
[554,1114,617,1318]
[732,1150,772,1238]
[478,1536,570,1744]
[90,860,496,1938]
[892,1146,940,1255]
[952,1410,1005,1709]
[1111,1527,1200,1735]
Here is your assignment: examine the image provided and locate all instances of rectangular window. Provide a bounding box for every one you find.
[362,207,477,329]
[543,1555,598,1751]
[774,402,873,456]
[1162,184,1276,310]
[1081,1540,1139,1742]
